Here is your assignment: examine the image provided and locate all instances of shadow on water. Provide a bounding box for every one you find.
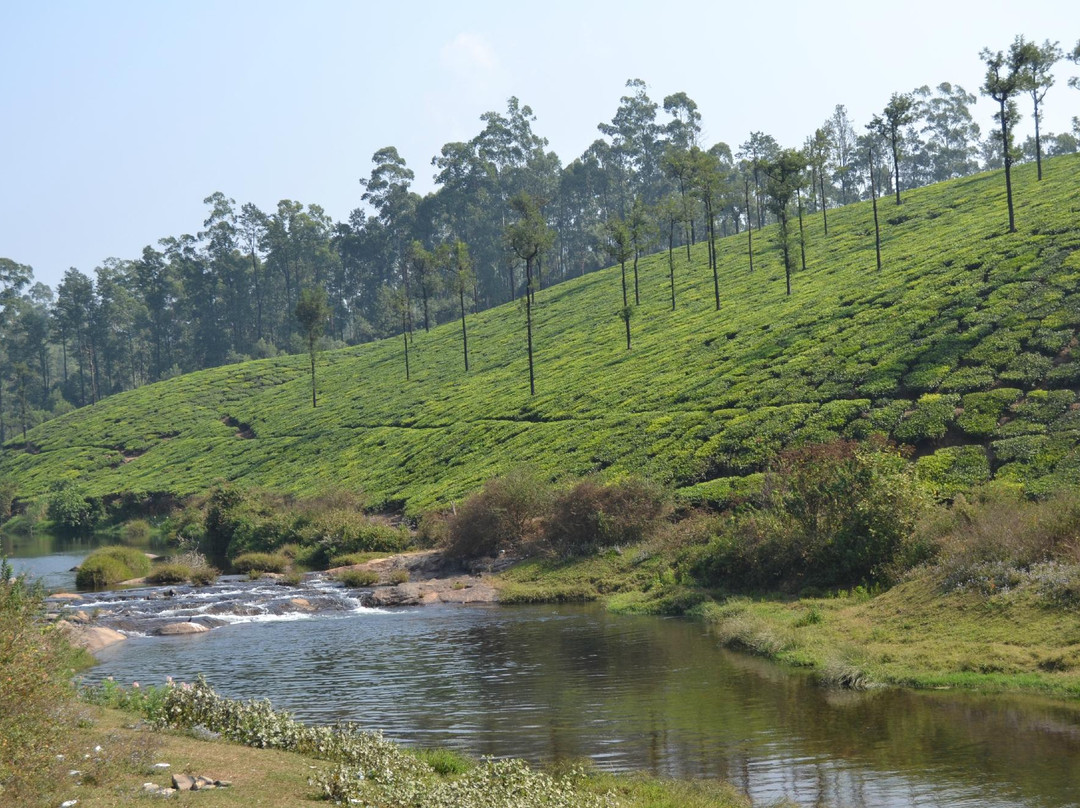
[85,599,1080,807]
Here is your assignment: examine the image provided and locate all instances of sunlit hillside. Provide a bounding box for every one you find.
[3,155,1080,512]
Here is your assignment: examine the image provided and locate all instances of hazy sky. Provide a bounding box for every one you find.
[2,0,1077,289]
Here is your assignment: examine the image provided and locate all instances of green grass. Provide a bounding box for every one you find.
[4,156,1080,512]
[693,571,1080,698]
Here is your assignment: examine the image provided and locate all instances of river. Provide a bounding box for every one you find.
[7,540,1080,807]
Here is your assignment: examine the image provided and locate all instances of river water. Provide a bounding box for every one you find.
[7,544,1080,807]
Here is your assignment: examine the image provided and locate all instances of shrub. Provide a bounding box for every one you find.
[544,476,671,555]
[336,568,379,587]
[189,566,220,586]
[146,563,193,584]
[232,552,288,574]
[445,466,552,559]
[1,558,79,801]
[75,546,152,589]
[416,512,450,548]
[329,552,385,568]
[388,569,409,584]
[0,481,15,521]
[47,482,103,535]
[693,439,927,590]
[279,571,304,587]
[120,518,152,543]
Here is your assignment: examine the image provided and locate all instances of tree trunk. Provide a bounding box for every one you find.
[402,310,410,381]
[1034,96,1043,181]
[668,219,676,311]
[781,211,792,296]
[869,147,883,271]
[459,288,469,372]
[309,339,317,408]
[797,187,807,273]
[999,98,1016,233]
[891,135,902,205]
[632,249,640,306]
[745,182,754,274]
[525,257,535,396]
[819,171,828,235]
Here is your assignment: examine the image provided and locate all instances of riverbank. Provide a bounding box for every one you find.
[493,551,1080,699]
[50,695,752,808]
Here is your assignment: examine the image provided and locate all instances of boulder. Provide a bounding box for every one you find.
[172,774,196,791]
[289,597,315,611]
[156,622,210,636]
[50,593,83,601]
[59,623,127,653]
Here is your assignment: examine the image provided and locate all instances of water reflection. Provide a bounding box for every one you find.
[1,529,167,591]
[88,602,1080,807]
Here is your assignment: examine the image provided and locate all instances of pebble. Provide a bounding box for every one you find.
[61,801,78,807]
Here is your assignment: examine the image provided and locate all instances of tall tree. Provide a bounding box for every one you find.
[829,106,858,204]
[447,240,475,371]
[806,128,832,233]
[605,218,634,350]
[980,44,1024,233]
[294,287,329,408]
[913,83,982,182]
[656,195,683,311]
[1014,37,1062,180]
[626,197,653,306]
[868,147,883,271]
[689,147,725,310]
[763,149,808,296]
[505,193,553,395]
[869,93,916,204]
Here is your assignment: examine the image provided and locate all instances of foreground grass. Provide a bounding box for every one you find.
[4,156,1080,511]
[52,705,750,808]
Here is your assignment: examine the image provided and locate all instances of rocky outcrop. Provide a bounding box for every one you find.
[58,622,127,653]
[361,577,498,608]
[156,621,211,636]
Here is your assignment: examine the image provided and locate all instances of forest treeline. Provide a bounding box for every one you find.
[1,37,1078,441]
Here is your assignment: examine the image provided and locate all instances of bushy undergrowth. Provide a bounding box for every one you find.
[445,467,553,558]
[335,568,379,587]
[200,484,409,569]
[75,545,152,589]
[85,677,613,808]
[0,558,80,802]
[145,562,192,584]
[688,439,928,590]
[232,551,289,574]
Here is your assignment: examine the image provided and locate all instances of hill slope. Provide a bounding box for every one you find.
[4,156,1080,512]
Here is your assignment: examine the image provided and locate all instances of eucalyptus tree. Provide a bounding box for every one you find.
[738,132,780,230]
[0,259,32,443]
[656,194,683,310]
[763,149,808,296]
[663,91,702,150]
[828,106,858,205]
[445,240,475,371]
[662,145,697,258]
[689,146,725,309]
[868,145,883,272]
[1014,37,1062,180]
[295,286,330,407]
[913,83,982,182]
[980,44,1024,233]
[360,146,418,315]
[626,197,654,306]
[869,93,916,205]
[805,128,833,233]
[407,241,437,332]
[505,193,553,395]
[599,79,665,209]
[238,203,268,342]
[54,268,96,406]
[604,218,634,350]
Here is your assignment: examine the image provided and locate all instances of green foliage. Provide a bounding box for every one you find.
[46,481,102,535]
[75,546,152,589]
[691,439,927,589]
[232,552,289,574]
[0,558,79,801]
[916,445,992,498]
[0,481,15,521]
[388,569,410,584]
[145,562,192,584]
[336,568,379,587]
[5,157,1080,511]
[445,467,552,559]
[544,477,671,555]
[120,518,152,543]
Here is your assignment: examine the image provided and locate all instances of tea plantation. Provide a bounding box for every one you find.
[4,156,1080,512]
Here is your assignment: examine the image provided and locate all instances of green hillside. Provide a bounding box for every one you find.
[4,156,1080,512]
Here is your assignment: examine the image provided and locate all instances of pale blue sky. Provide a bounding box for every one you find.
[2,0,1077,289]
